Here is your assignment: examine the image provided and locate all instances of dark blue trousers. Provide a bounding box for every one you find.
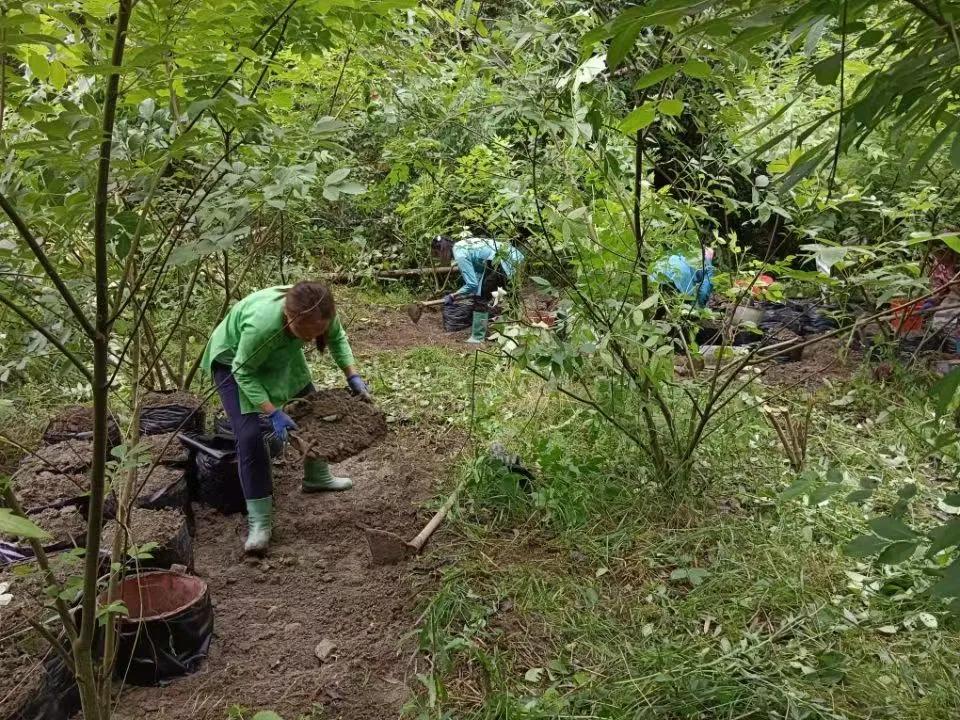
[212,362,312,501]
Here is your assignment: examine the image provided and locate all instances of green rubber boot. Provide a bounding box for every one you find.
[303,458,353,492]
[244,496,273,555]
[467,311,489,344]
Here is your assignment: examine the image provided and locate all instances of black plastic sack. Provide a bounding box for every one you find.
[213,414,283,458]
[759,300,838,337]
[443,297,474,332]
[108,571,213,687]
[179,434,246,515]
[6,647,81,720]
[140,392,205,436]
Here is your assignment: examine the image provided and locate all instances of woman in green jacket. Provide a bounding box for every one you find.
[201,282,371,554]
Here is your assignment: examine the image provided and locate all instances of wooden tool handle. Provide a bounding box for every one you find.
[407,477,468,552]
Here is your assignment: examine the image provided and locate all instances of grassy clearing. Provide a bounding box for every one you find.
[404,354,960,719]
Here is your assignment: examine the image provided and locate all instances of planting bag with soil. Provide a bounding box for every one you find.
[140,391,205,436]
[1,506,87,559]
[1,559,81,720]
[11,440,93,513]
[139,432,190,466]
[180,434,246,515]
[107,571,213,686]
[134,465,188,511]
[442,297,474,332]
[103,509,193,570]
[286,389,388,463]
[42,405,121,448]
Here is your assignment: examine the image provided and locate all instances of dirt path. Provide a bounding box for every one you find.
[114,426,461,720]
[346,306,467,353]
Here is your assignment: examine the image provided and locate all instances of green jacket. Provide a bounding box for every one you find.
[201,286,356,414]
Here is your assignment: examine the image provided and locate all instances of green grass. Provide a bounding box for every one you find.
[403,360,960,720]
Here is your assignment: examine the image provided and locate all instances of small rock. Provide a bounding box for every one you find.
[284,622,302,634]
[314,638,337,662]
[267,604,280,616]
[282,556,296,567]
[321,573,334,583]
[260,562,272,572]
[321,414,341,422]
[170,563,187,574]
[225,577,237,586]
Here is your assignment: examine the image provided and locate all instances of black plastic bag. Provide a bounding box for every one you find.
[7,648,81,720]
[213,414,283,458]
[141,393,205,436]
[443,297,474,332]
[110,571,213,687]
[179,434,246,515]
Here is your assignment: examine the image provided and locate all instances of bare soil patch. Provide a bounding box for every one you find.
[112,426,461,720]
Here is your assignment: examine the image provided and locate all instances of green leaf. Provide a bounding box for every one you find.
[944,493,960,507]
[844,533,886,558]
[634,63,679,89]
[869,515,917,542]
[620,104,657,133]
[325,167,352,185]
[780,475,814,501]
[808,483,842,506]
[47,61,67,90]
[607,21,642,71]
[27,52,50,81]
[251,713,284,720]
[659,98,684,116]
[524,667,544,683]
[811,52,843,85]
[322,186,341,201]
[878,541,917,565]
[930,558,960,599]
[856,29,884,48]
[929,519,960,555]
[931,366,960,416]
[0,509,50,540]
[845,488,873,503]
[337,182,367,195]
[949,131,960,171]
[681,60,712,79]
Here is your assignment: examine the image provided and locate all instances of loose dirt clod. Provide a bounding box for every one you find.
[16,439,93,476]
[286,389,388,463]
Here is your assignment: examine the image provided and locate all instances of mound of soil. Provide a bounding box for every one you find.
[286,390,388,463]
[139,433,190,466]
[103,508,193,570]
[0,506,87,550]
[142,391,202,409]
[42,405,121,446]
[1,642,48,717]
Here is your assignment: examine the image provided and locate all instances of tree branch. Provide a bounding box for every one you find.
[0,291,93,382]
[0,192,96,338]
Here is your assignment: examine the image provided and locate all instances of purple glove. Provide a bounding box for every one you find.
[347,374,372,401]
[268,409,298,442]
[444,294,456,306]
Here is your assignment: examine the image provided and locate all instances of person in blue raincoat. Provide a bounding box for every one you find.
[651,247,715,307]
[431,234,525,342]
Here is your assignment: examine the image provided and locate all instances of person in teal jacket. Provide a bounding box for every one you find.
[201,282,371,554]
[431,234,525,342]
[651,247,715,307]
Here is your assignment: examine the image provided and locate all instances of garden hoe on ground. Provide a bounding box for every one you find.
[405,297,446,324]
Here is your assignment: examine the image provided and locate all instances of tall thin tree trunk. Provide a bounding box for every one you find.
[75,4,133,719]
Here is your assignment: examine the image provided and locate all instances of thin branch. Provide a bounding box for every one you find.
[0,291,93,382]
[0,192,95,338]
[828,0,848,198]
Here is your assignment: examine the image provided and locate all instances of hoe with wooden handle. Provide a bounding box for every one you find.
[405,297,446,324]
[362,476,468,565]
